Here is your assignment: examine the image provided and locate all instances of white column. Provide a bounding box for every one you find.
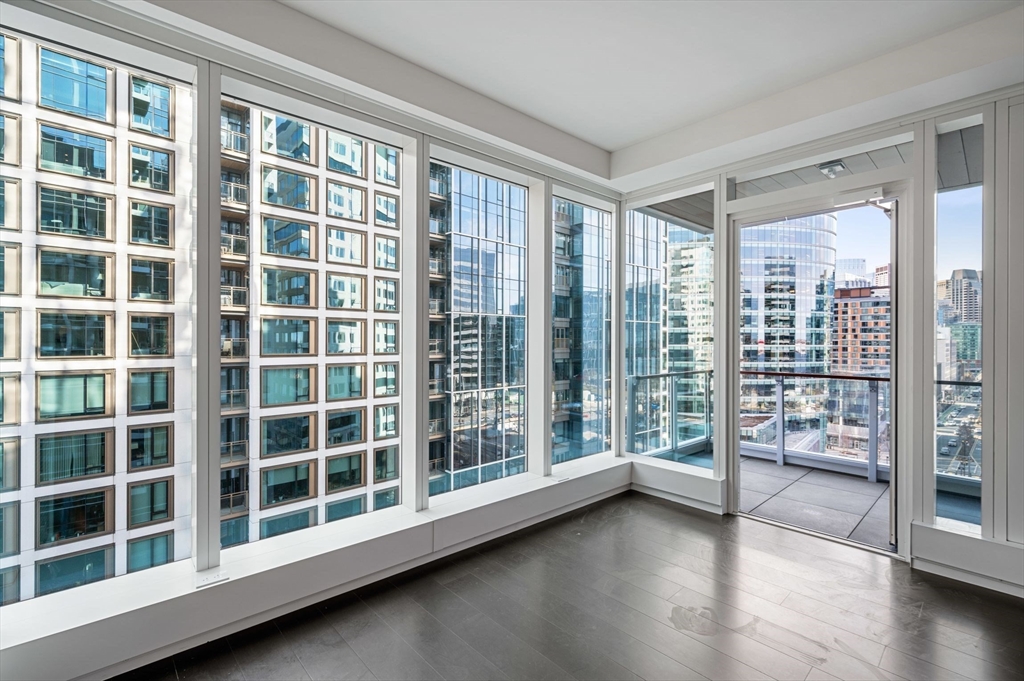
[526,177,553,477]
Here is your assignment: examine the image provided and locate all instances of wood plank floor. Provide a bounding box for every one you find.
[118,492,1024,681]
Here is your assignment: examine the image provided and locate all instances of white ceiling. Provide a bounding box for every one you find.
[278,0,1019,152]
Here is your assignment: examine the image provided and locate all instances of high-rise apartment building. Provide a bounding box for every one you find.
[949,322,981,364]
[831,286,891,374]
[214,100,406,545]
[427,162,527,495]
[836,257,867,280]
[0,34,193,601]
[874,264,890,287]
[937,268,982,323]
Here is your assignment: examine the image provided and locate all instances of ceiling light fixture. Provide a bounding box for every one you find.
[817,160,847,179]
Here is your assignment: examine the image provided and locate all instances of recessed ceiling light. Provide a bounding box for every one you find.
[817,160,847,179]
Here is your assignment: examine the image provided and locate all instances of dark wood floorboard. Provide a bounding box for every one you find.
[115,492,1024,681]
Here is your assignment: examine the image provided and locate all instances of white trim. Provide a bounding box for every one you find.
[526,175,553,478]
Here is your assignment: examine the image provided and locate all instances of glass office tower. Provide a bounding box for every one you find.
[428,162,527,495]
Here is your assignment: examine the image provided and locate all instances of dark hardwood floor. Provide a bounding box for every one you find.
[118,492,1024,681]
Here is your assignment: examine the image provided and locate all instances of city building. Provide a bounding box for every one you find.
[831,286,891,375]
[937,268,982,323]
[874,263,890,287]
[836,257,867,280]
[950,321,982,364]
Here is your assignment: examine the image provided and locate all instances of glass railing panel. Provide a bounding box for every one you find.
[625,370,712,466]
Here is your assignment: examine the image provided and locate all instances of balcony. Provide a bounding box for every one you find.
[220,440,248,465]
[428,298,445,315]
[428,418,446,437]
[428,458,447,477]
[429,218,448,235]
[220,233,248,258]
[220,128,249,155]
[626,369,896,551]
[553,274,571,288]
[428,338,446,356]
[220,491,248,517]
[428,378,446,396]
[429,172,449,198]
[429,258,447,277]
[220,337,249,359]
[221,389,248,412]
[221,285,248,309]
[221,180,249,206]
[553,337,571,351]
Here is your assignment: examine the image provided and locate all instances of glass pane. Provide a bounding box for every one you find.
[261,318,311,355]
[327,365,364,401]
[39,250,108,298]
[262,268,312,306]
[327,228,365,265]
[36,547,112,597]
[39,125,108,178]
[327,409,363,446]
[131,77,172,137]
[327,454,362,491]
[263,217,312,259]
[39,188,107,238]
[262,113,311,162]
[38,491,109,545]
[40,49,107,120]
[934,124,984,532]
[260,507,315,539]
[262,166,312,210]
[129,259,171,301]
[129,145,171,191]
[261,463,311,507]
[127,533,171,572]
[38,373,107,419]
[38,431,108,482]
[130,316,170,356]
[326,496,364,522]
[130,426,171,469]
[130,202,171,246]
[551,198,612,464]
[327,320,363,354]
[261,368,312,405]
[39,313,108,357]
[327,131,363,176]
[327,274,365,309]
[262,415,312,457]
[327,182,364,221]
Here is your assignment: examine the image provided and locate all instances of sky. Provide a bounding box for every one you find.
[833,185,983,282]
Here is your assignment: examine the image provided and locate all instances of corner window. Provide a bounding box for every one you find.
[130,77,172,137]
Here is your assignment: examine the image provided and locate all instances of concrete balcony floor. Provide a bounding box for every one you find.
[739,457,892,550]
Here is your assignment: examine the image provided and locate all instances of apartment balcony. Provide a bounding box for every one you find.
[428,418,446,438]
[428,298,445,315]
[220,440,248,465]
[220,491,248,517]
[220,128,249,156]
[221,180,249,207]
[553,337,571,352]
[221,285,249,309]
[221,389,248,412]
[429,172,449,199]
[429,257,448,277]
[428,378,446,396]
[626,369,898,551]
[553,274,571,288]
[428,338,446,356]
[220,337,249,360]
[428,458,447,478]
[220,233,249,259]
[429,218,448,236]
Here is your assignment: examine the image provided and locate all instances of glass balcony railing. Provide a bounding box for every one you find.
[429,218,448,235]
[220,389,248,411]
[428,418,446,435]
[553,337,571,351]
[220,440,248,464]
[220,337,248,359]
[220,180,249,205]
[626,370,713,465]
[429,258,447,276]
[429,174,449,197]
[738,370,891,481]
[220,286,248,308]
[220,491,248,516]
[428,338,446,355]
[220,233,248,257]
[428,458,446,477]
[220,128,249,155]
[428,378,445,395]
[428,299,445,314]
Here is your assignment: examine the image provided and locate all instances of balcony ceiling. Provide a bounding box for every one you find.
[278,0,1018,152]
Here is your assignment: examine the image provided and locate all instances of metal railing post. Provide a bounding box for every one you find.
[705,370,712,448]
[626,376,637,454]
[775,376,785,466]
[670,376,678,453]
[868,381,879,483]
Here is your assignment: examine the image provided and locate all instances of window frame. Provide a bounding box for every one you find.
[325,406,366,449]
[37,246,113,300]
[259,365,315,407]
[35,369,113,423]
[374,445,399,483]
[35,427,114,486]
[260,163,316,213]
[1,113,22,166]
[127,368,174,415]
[326,318,366,356]
[128,198,174,248]
[259,316,315,356]
[261,266,316,308]
[326,179,366,223]
[259,460,316,510]
[260,412,316,458]
[325,129,365,179]
[128,256,174,303]
[326,272,367,311]
[128,422,174,471]
[374,191,399,230]
[0,177,22,231]
[128,142,174,194]
[37,45,114,123]
[1,308,18,360]
[0,241,20,295]
[128,74,174,140]
[325,225,367,267]
[261,111,317,165]
[37,183,113,242]
[325,451,365,494]
[36,309,114,359]
[127,476,174,529]
[0,436,19,493]
[37,121,114,182]
[126,530,174,573]
[129,313,174,358]
[261,214,316,261]
[326,362,366,403]
[35,486,114,549]
[373,361,399,398]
